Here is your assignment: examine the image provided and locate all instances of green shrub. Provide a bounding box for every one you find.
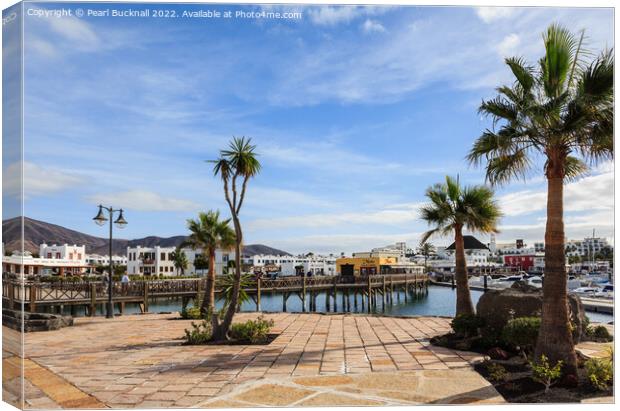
[451,314,485,337]
[502,317,541,355]
[484,361,509,383]
[184,320,212,345]
[586,325,613,342]
[585,356,613,390]
[230,316,274,344]
[529,355,563,393]
[180,306,203,320]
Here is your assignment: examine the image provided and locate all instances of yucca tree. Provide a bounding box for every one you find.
[182,210,235,315]
[467,24,613,374]
[171,248,189,276]
[420,176,502,315]
[417,242,436,272]
[210,137,261,340]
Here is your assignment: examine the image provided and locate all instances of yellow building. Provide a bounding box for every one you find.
[336,252,424,276]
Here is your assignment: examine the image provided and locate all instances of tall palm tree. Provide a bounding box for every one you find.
[420,176,501,315]
[467,24,613,374]
[171,248,189,276]
[417,242,436,272]
[182,210,235,315]
[210,137,261,340]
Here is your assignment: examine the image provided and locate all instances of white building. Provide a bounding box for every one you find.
[126,246,233,276]
[85,254,128,267]
[428,236,492,270]
[243,253,338,276]
[371,242,409,259]
[566,237,612,258]
[39,243,86,264]
[3,247,89,276]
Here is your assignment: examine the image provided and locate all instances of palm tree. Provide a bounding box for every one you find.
[182,210,236,315]
[467,24,613,374]
[420,176,501,315]
[210,137,261,340]
[171,248,189,276]
[417,242,436,271]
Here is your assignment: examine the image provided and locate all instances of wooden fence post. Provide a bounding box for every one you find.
[143,282,149,312]
[302,273,307,312]
[332,276,338,311]
[29,282,37,312]
[256,277,262,312]
[90,283,96,317]
[367,276,372,312]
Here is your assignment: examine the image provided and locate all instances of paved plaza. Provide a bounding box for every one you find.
[5,312,506,408]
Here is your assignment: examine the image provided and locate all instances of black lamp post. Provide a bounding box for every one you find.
[93,205,128,318]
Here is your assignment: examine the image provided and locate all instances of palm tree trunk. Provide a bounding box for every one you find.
[535,172,577,375]
[454,225,474,315]
[201,249,216,314]
[212,216,242,341]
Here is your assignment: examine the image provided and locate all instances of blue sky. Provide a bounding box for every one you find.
[5,2,615,253]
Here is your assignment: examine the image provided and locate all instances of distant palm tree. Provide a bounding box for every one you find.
[183,210,235,315]
[210,137,261,341]
[420,176,501,315]
[171,248,189,276]
[467,24,612,374]
[417,242,436,272]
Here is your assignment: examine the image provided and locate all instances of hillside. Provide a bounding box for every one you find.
[1,217,290,257]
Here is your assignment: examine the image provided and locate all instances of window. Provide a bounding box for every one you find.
[69,253,73,260]
[56,252,61,259]
[160,266,164,272]
[77,253,82,260]
[47,253,52,258]
[161,253,166,261]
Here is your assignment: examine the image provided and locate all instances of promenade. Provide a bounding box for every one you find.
[3,312,503,408]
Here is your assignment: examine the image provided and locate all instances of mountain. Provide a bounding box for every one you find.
[1,217,290,257]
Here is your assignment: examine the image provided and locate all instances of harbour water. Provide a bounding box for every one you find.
[60,285,613,323]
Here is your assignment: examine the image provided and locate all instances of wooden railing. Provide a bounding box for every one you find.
[2,274,428,308]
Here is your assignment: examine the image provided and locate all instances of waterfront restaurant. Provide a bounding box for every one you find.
[336,252,424,276]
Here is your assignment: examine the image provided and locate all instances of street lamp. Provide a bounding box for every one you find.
[93,205,128,318]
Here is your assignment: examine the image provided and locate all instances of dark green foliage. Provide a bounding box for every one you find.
[585,356,613,390]
[483,360,509,383]
[184,320,212,345]
[586,325,613,342]
[451,314,485,337]
[229,316,274,344]
[501,317,541,354]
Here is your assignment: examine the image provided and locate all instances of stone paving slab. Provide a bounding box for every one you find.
[6,312,499,408]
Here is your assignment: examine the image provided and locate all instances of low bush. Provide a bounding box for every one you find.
[180,306,203,320]
[184,320,212,345]
[586,325,613,342]
[585,355,613,391]
[529,354,563,393]
[451,314,485,337]
[502,317,540,355]
[230,316,274,344]
[484,361,509,383]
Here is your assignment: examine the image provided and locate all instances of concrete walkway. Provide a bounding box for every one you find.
[4,312,504,408]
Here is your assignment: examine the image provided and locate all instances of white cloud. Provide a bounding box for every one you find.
[263,231,423,255]
[3,162,84,197]
[47,15,100,50]
[307,6,378,26]
[87,190,200,212]
[362,19,386,34]
[499,167,614,217]
[497,33,520,57]
[247,202,423,231]
[476,7,515,24]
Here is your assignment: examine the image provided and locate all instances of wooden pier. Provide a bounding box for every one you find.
[2,274,429,316]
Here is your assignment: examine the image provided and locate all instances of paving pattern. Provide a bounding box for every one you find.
[4,312,504,408]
